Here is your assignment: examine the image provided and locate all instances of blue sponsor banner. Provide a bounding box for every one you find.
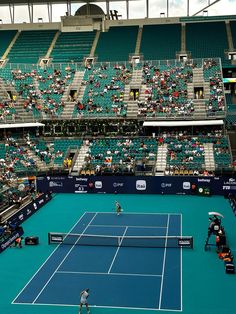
[0,227,24,253]
[8,192,52,227]
[0,193,51,254]
[36,175,236,195]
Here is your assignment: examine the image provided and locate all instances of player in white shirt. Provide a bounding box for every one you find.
[79,288,90,314]
[115,201,122,215]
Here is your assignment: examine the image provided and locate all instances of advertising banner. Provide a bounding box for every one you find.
[0,227,24,253]
[36,175,236,196]
[8,192,52,227]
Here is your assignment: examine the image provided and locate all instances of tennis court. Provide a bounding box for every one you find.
[1,193,236,314]
[13,212,188,311]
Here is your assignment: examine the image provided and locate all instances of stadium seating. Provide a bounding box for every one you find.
[95,26,138,61]
[7,30,57,64]
[163,134,232,174]
[213,137,232,169]
[0,100,17,122]
[81,137,157,174]
[186,22,230,66]
[138,61,194,118]
[73,64,132,117]
[140,24,181,60]
[0,30,17,58]
[0,18,233,179]
[53,139,82,165]
[0,65,75,118]
[50,31,96,63]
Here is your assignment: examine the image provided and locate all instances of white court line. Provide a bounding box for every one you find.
[12,301,182,311]
[32,213,98,304]
[13,211,182,312]
[90,224,168,229]
[158,213,170,310]
[11,212,88,304]
[108,226,128,274]
[56,270,162,277]
[91,211,182,216]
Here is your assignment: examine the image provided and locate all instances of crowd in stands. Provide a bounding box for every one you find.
[155,128,231,175]
[0,136,36,178]
[0,59,227,120]
[0,126,232,177]
[0,99,17,122]
[74,64,131,117]
[138,62,194,117]
[0,66,75,118]
[80,137,157,175]
[203,59,225,115]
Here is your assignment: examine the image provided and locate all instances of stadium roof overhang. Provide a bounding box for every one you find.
[0,0,126,3]
[0,0,136,23]
[0,0,223,23]
[0,122,45,129]
[143,120,224,127]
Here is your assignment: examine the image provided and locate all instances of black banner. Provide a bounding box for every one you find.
[36,175,236,196]
[8,192,52,227]
[0,193,52,254]
[0,227,24,253]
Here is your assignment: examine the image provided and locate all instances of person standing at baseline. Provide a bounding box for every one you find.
[115,200,122,215]
[79,288,90,314]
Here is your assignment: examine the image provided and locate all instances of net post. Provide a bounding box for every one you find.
[190,237,193,249]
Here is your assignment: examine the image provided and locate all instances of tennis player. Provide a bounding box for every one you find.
[79,288,90,314]
[115,201,122,215]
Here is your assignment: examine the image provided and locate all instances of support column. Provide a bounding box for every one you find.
[28,3,33,23]
[47,2,52,23]
[126,0,129,19]
[106,0,110,18]
[66,0,71,16]
[146,0,149,18]
[9,4,15,24]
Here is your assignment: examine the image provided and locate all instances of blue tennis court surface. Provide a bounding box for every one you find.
[13,212,182,311]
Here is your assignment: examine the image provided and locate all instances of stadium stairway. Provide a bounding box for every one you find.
[0,78,34,122]
[26,150,50,172]
[134,27,143,55]
[204,143,216,171]
[1,30,20,60]
[89,30,101,57]
[77,84,86,102]
[155,144,168,175]
[181,23,186,52]
[32,77,44,119]
[187,67,210,119]
[61,70,85,119]
[71,142,88,175]
[193,99,207,118]
[0,78,9,100]
[226,21,234,51]
[14,98,36,122]
[45,31,60,59]
[126,68,142,118]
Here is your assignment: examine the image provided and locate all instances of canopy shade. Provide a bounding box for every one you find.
[0,122,44,129]
[143,120,224,127]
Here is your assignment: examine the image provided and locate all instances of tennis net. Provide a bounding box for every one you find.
[48,232,193,248]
